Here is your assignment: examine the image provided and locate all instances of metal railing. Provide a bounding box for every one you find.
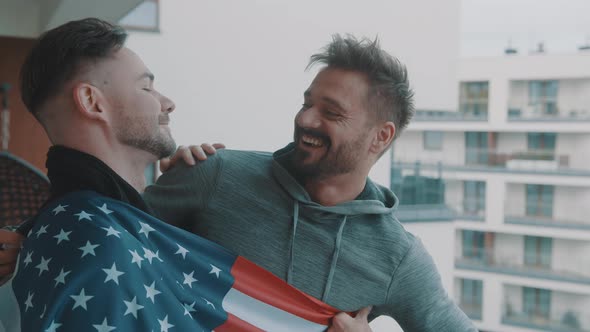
[503,310,590,332]
[455,248,590,284]
[504,202,590,230]
[413,109,488,122]
[392,148,590,175]
[508,106,590,122]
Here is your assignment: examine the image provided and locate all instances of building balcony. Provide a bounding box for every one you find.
[459,303,482,321]
[394,204,455,222]
[413,109,488,122]
[505,215,590,231]
[508,106,590,122]
[502,312,590,332]
[455,249,590,285]
[392,148,590,176]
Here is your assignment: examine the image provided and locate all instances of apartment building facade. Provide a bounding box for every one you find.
[392,52,590,332]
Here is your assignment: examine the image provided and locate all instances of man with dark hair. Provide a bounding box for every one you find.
[0,18,344,332]
[145,35,477,331]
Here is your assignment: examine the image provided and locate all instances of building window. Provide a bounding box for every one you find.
[460,279,483,320]
[463,181,485,216]
[524,236,552,268]
[423,131,443,150]
[119,0,159,32]
[523,287,551,320]
[462,230,485,260]
[460,82,489,117]
[526,184,554,217]
[529,80,558,115]
[527,132,556,160]
[465,132,492,165]
[396,175,445,205]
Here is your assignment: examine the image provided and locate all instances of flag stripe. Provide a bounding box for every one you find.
[230,256,337,326]
[221,288,327,332]
[214,313,265,332]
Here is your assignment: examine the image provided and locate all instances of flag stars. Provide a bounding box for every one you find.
[123,296,144,319]
[103,262,125,285]
[79,241,100,258]
[45,320,61,332]
[143,247,163,264]
[35,225,49,238]
[74,210,94,221]
[23,251,33,267]
[138,221,155,238]
[53,229,72,245]
[129,249,144,268]
[182,302,196,316]
[202,297,215,310]
[102,226,122,238]
[182,271,198,288]
[209,265,221,278]
[97,203,113,215]
[70,288,93,310]
[144,281,161,303]
[35,256,51,276]
[52,204,68,215]
[92,318,116,332]
[54,268,71,287]
[174,244,189,259]
[24,292,34,312]
[158,315,174,332]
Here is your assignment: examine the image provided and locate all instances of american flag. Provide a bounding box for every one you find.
[0,190,339,331]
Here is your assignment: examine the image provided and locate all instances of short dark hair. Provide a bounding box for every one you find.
[308,34,414,139]
[20,18,128,115]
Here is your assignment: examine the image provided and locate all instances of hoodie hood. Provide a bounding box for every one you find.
[271,143,399,302]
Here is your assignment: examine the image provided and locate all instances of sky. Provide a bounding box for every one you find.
[461,0,590,57]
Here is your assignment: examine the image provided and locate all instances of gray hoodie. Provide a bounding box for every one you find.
[144,145,476,331]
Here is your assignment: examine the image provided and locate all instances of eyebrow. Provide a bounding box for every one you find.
[137,72,155,82]
[303,90,347,113]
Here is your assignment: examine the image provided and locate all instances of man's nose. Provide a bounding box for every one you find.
[296,106,321,128]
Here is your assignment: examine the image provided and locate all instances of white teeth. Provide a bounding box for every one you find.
[301,135,323,147]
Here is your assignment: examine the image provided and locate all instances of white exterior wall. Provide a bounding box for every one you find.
[495,234,523,267]
[496,132,526,154]
[504,183,526,218]
[445,180,463,208]
[504,284,523,316]
[554,186,590,225]
[393,131,465,165]
[552,292,590,329]
[558,78,590,116]
[552,239,590,278]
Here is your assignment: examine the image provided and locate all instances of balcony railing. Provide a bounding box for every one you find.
[459,303,482,321]
[394,204,455,222]
[508,106,590,122]
[503,311,590,332]
[392,148,590,176]
[455,248,590,284]
[413,109,488,122]
[504,213,590,230]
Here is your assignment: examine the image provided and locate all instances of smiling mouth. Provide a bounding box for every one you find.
[301,134,325,148]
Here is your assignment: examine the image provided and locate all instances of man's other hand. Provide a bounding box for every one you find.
[328,306,373,332]
[0,229,24,279]
[160,143,225,172]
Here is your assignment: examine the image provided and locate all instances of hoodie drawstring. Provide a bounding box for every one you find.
[287,201,299,285]
[322,216,347,302]
[288,201,348,302]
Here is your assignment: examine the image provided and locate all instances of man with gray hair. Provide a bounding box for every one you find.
[146,35,477,331]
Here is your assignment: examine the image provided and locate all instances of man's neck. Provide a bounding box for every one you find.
[303,172,367,206]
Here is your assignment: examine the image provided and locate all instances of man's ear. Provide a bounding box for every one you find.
[370,121,396,155]
[72,82,108,121]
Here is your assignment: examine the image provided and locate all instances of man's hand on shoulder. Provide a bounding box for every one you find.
[328,306,373,332]
[0,229,24,281]
[160,143,225,172]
